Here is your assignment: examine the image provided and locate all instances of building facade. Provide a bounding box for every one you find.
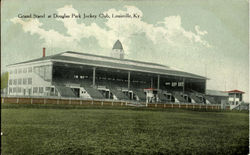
[7,40,212,104]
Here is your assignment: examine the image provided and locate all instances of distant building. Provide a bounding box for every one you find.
[206,89,247,110]
[226,90,244,105]
[206,89,228,104]
[225,90,245,109]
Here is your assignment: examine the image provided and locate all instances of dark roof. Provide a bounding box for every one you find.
[8,51,207,80]
[206,89,228,97]
[112,40,123,50]
[225,90,245,94]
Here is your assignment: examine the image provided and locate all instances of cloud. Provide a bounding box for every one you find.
[10,5,211,53]
[11,17,80,50]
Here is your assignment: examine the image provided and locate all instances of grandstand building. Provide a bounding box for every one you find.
[7,40,213,104]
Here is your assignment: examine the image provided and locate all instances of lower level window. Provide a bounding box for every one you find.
[33,87,38,93]
[9,88,12,93]
[39,87,43,93]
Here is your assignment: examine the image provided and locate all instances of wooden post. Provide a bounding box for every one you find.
[92,67,96,86]
[31,98,33,104]
[128,72,130,90]
[57,99,59,104]
[151,77,153,88]
[17,98,19,104]
[91,100,94,105]
[157,75,160,90]
[183,78,185,94]
[80,100,82,105]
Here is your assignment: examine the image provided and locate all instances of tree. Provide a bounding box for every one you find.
[1,72,9,89]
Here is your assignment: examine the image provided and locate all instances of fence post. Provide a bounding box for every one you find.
[17,98,19,104]
[91,100,94,105]
[125,102,127,106]
[193,104,195,109]
[164,104,166,108]
[102,101,103,106]
[80,100,82,105]
[186,104,188,109]
[57,99,59,104]
[44,98,46,104]
[31,98,33,104]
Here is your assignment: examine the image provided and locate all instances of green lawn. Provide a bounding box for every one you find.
[1,103,249,155]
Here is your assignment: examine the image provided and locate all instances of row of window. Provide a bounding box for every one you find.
[9,87,22,93]
[165,82,184,87]
[9,78,32,85]
[74,75,89,79]
[9,86,54,94]
[73,75,147,84]
[33,87,44,93]
[9,67,32,74]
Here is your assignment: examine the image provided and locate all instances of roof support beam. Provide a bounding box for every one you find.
[157,75,160,90]
[183,78,185,94]
[92,67,96,87]
[151,77,153,88]
[128,71,130,90]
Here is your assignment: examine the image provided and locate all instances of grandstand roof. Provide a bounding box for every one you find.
[206,89,228,97]
[8,51,207,80]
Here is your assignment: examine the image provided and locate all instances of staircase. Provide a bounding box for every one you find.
[109,88,130,100]
[55,85,76,98]
[188,93,203,103]
[80,82,105,99]
[158,93,169,102]
[131,88,146,102]
[188,89,214,104]
[171,91,186,103]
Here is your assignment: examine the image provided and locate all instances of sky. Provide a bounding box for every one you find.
[1,0,249,101]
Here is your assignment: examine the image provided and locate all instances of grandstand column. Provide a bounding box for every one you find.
[93,67,96,86]
[151,78,153,88]
[128,71,130,90]
[182,78,185,94]
[157,75,160,90]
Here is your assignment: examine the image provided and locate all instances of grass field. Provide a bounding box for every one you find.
[1,103,249,155]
